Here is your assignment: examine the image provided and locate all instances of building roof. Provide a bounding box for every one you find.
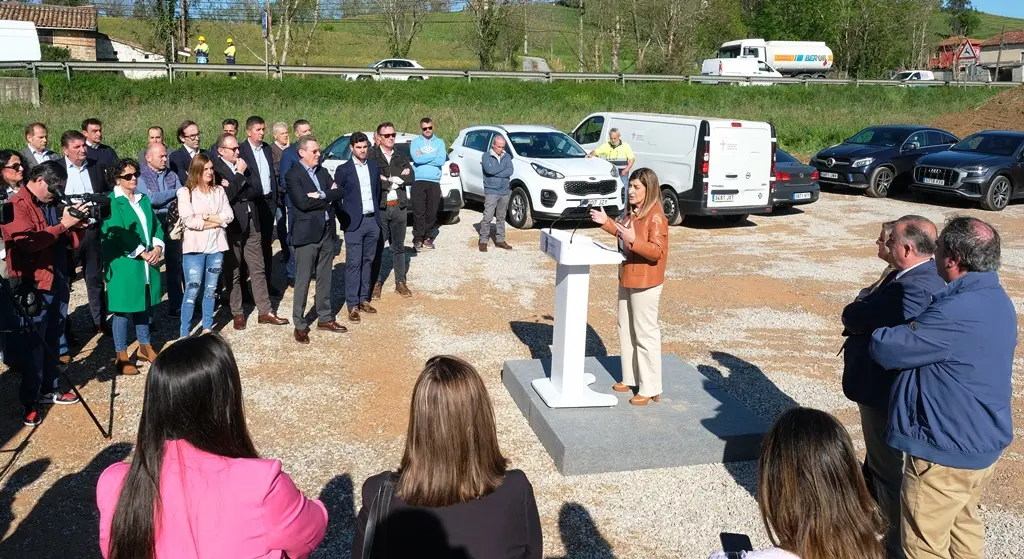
[937,36,981,48]
[981,30,1024,47]
[0,2,97,31]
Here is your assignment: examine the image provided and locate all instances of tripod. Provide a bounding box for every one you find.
[0,278,110,439]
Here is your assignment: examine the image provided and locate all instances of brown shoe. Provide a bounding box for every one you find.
[294,328,310,344]
[317,320,348,333]
[372,282,383,300]
[232,315,246,330]
[348,308,361,323]
[629,394,661,406]
[258,313,289,325]
[358,302,377,314]
[136,343,158,363]
[495,241,514,250]
[58,354,71,365]
[395,282,412,298]
[115,351,139,375]
[612,382,631,393]
[479,242,488,252]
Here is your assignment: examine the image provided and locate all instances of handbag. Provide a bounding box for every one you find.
[166,191,188,241]
[361,472,397,559]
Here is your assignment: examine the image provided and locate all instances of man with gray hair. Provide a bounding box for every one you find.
[871,216,1016,559]
[585,127,635,186]
[479,134,513,252]
[841,214,945,558]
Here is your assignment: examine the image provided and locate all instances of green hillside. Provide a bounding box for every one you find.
[928,10,1024,41]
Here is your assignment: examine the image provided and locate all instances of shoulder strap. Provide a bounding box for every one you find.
[361,472,397,559]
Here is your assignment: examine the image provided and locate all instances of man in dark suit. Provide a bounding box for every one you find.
[21,122,60,171]
[169,120,202,186]
[137,126,165,167]
[208,118,238,156]
[81,118,117,171]
[334,132,381,323]
[238,115,279,292]
[60,130,109,335]
[277,119,313,287]
[213,133,288,331]
[286,136,347,344]
[841,214,946,559]
[369,122,414,299]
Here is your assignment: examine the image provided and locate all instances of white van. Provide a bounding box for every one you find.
[700,57,782,85]
[572,112,776,225]
[0,21,41,62]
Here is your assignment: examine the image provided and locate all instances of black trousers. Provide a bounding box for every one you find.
[70,226,106,326]
[370,203,409,286]
[411,180,440,244]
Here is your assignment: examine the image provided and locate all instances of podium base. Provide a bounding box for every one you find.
[531,373,618,408]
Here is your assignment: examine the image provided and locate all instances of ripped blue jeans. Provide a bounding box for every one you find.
[180,252,224,338]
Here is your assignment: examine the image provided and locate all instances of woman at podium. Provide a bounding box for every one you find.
[590,168,668,406]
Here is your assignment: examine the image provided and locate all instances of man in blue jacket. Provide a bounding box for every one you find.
[410,117,446,251]
[478,134,514,252]
[334,132,382,323]
[841,215,945,559]
[137,143,183,315]
[871,216,1016,559]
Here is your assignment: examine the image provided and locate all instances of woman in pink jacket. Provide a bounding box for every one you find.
[96,334,328,559]
[176,154,232,338]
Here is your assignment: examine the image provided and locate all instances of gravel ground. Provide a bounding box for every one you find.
[2,190,1024,558]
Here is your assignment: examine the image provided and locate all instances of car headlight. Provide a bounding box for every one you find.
[531,163,564,180]
[956,166,988,176]
[851,157,874,168]
[610,166,619,178]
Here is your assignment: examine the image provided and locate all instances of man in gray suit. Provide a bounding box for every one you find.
[21,123,59,171]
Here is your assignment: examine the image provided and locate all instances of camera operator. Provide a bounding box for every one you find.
[0,161,88,426]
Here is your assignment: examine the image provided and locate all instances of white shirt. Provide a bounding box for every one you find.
[250,141,272,196]
[354,159,373,215]
[380,148,399,202]
[895,258,933,281]
[114,186,165,284]
[185,146,198,160]
[28,145,48,164]
[64,157,94,195]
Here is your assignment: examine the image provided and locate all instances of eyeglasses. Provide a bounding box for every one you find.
[4,163,23,171]
[221,146,240,152]
[120,172,140,180]
[421,126,433,131]
[184,133,201,140]
[381,133,396,138]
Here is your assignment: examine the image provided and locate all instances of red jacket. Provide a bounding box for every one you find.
[0,187,82,291]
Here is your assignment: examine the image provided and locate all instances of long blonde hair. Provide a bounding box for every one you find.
[397,356,508,507]
[626,167,663,220]
[185,153,213,192]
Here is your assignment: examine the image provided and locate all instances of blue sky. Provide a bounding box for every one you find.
[973,0,1024,19]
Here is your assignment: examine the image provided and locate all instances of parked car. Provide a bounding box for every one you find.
[319,132,463,224]
[812,125,958,198]
[773,150,819,207]
[572,112,776,225]
[910,130,1024,211]
[344,59,428,81]
[450,125,622,229]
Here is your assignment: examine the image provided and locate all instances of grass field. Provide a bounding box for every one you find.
[0,73,1003,158]
[928,9,1024,41]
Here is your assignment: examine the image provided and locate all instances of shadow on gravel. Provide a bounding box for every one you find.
[314,473,356,559]
[682,216,758,229]
[0,442,131,558]
[552,502,616,559]
[509,317,608,360]
[760,206,806,217]
[0,458,49,540]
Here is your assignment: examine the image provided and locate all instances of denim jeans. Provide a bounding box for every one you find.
[180,252,224,338]
[112,310,152,353]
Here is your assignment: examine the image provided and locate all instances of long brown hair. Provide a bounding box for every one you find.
[627,167,663,220]
[758,407,884,559]
[397,356,508,507]
[184,153,213,192]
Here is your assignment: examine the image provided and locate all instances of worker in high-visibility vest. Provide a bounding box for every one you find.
[194,36,209,64]
[225,37,237,78]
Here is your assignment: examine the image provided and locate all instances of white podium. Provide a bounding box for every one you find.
[533,228,625,408]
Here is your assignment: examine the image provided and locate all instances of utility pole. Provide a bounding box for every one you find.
[523,0,528,55]
[263,0,271,78]
[578,0,584,73]
[994,24,1005,82]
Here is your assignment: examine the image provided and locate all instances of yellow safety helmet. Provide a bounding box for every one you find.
[198,35,206,42]
[226,38,233,44]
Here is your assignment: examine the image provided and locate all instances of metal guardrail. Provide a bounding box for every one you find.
[0,60,1020,88]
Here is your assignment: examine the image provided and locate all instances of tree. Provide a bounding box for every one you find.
[373,0,428,58]
[944,0,981,37]
[467,0,522,70]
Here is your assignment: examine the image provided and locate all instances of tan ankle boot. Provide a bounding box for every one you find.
[115,351,139,375]
[136,343,158,363]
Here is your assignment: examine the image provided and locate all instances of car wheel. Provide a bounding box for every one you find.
[409,76,424,81]
[507,187,534,229]
[357,75,372,81]
[981,175,1012,211]
[866,166,894,198]
[722,214,748,224]
[661,187,683,226]
[438,210,460,225]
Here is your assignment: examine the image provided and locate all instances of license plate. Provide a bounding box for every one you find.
[922,177,944,186]
[792,192,811,200]
[820,172,839,180]
[712,194,734,202]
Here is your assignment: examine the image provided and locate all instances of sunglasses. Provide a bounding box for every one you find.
[381,133,397,138]
[4,163,23,171]
[421,126,433,131]
[120,172,140,180]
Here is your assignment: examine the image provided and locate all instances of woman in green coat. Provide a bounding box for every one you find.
[102,159,165,375]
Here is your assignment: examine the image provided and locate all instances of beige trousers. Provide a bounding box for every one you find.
[902,455,997,559]
[617,284,663,397]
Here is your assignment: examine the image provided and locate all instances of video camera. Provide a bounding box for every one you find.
[56,191,111,222]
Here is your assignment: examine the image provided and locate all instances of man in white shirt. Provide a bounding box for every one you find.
[238,116,280,293]
[335,132,382,323]
[21,122,59,171]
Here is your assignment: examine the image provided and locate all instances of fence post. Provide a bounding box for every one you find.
[467,71,471,83]
[30,62,37,79]
[64,63,71,83]
[620,73,625,87]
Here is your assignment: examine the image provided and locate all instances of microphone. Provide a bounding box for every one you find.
[547,204,588,235]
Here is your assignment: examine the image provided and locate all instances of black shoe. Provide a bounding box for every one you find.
[169,308,181,318]
[288,278,295,288]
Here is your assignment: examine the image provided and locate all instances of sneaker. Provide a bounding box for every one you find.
[38,391,80,405]
[423,239,436,250]
[22,409,41,427]
[413,241,423,252]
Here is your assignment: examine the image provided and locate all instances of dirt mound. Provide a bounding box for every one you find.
[931,86,1024,137]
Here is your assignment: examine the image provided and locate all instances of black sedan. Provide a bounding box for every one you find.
[911,131,1024,211]
[813,125,958,198]
[773,150,819,206]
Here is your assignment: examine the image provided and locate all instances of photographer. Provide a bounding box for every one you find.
[0,161,87,426]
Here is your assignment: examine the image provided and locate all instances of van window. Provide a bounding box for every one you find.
[573,116,605,145]
[744,47,759,57]
[757,62,772,73]
[463,130,493,152]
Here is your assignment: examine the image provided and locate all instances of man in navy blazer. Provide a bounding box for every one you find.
[238,116,279,286]
[334,132,382,323]
[277,119,313,287]
[841,214,945,559]
[169,120,202,186]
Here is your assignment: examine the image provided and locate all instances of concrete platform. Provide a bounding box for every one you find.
[502,354,769,475]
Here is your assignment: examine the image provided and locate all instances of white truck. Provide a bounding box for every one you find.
[0,21,41,62]
[700,57,783,85]
[717,39,832,78]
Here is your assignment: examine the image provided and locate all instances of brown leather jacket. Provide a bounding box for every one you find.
[601,204,668,289]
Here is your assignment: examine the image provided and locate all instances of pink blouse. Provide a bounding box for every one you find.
[177,185,233,254]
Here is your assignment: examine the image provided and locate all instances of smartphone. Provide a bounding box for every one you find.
[720,532,753,554]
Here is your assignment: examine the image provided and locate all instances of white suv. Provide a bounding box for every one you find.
[451,125,623,229]
[344,59,428,81]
